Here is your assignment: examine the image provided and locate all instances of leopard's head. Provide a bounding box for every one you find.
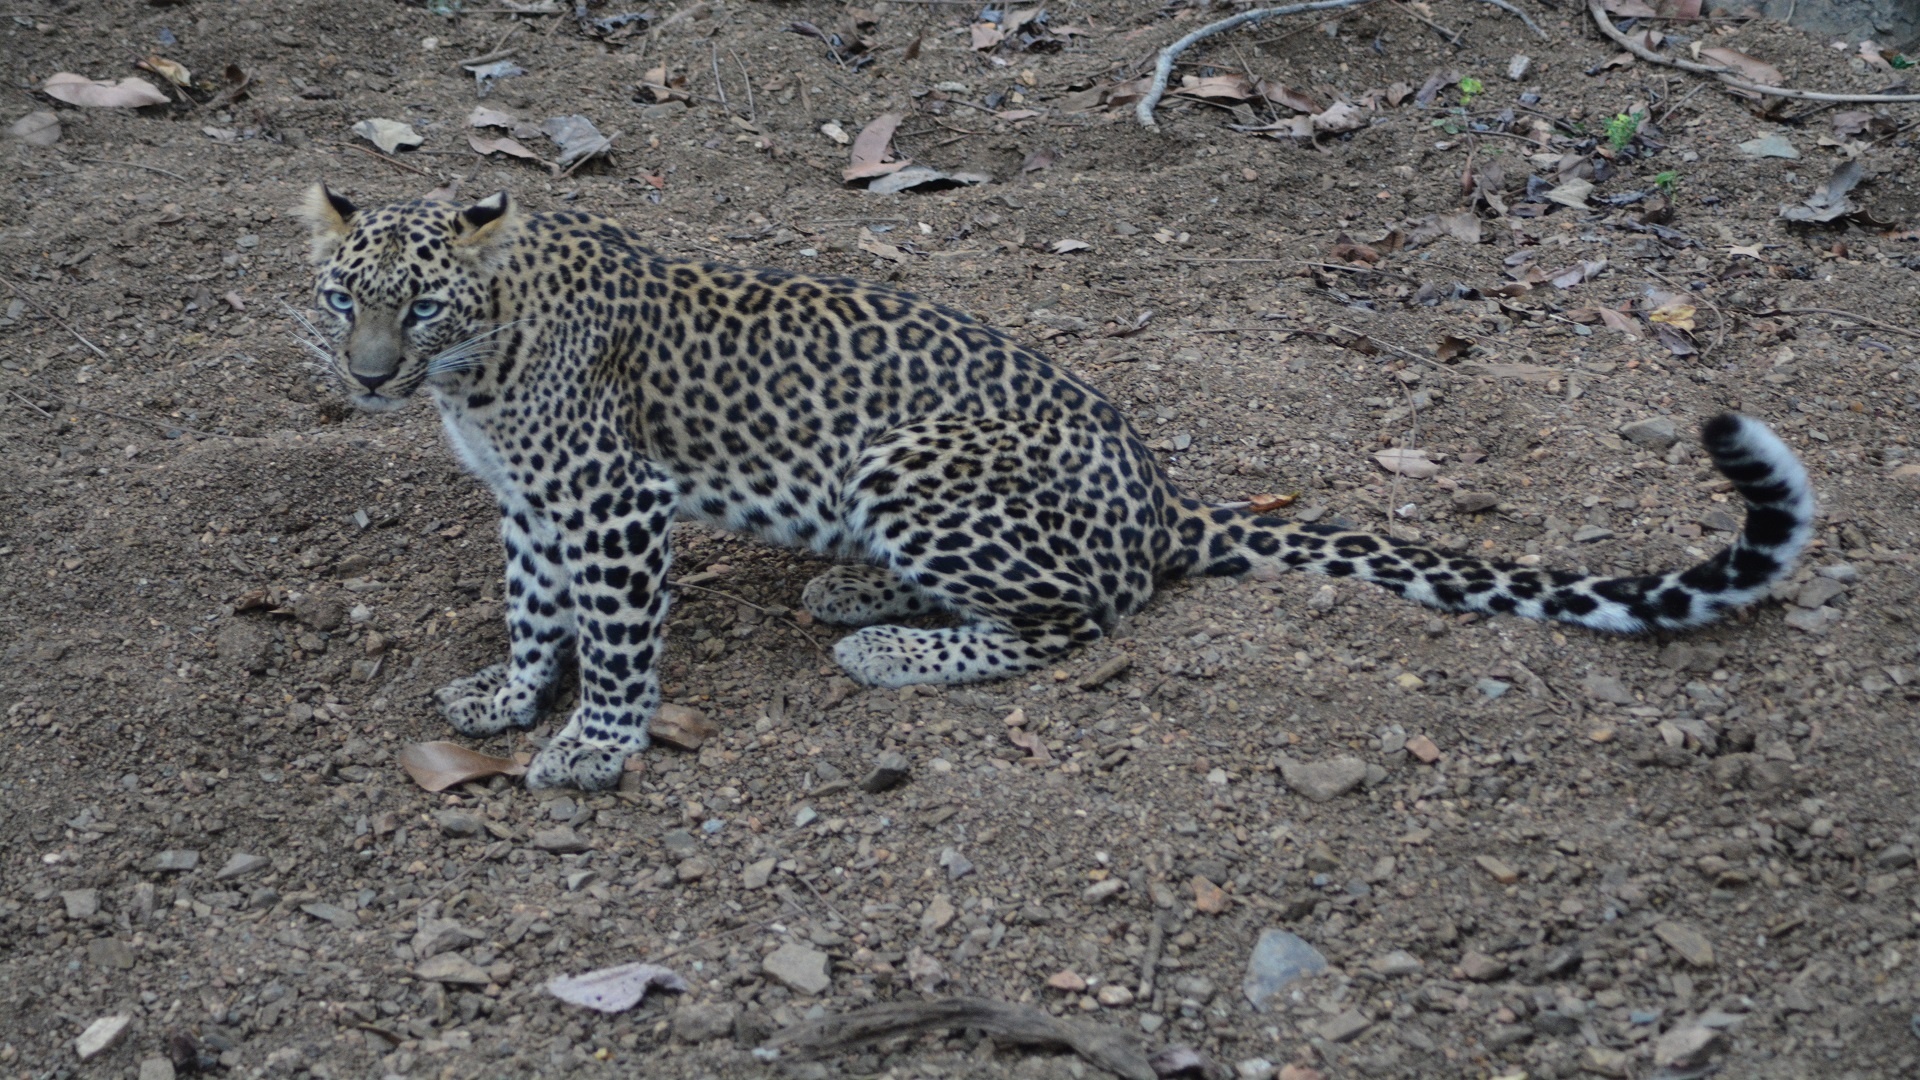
[294,185,519,412]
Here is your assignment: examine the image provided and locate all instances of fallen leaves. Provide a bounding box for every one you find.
[542,115,615,171]
[547,962,687,1013]
[399,741,526,792]
[843,112,909,182]
[1696,46,1783,88]
[1779,160,1865,224]
[43,73,169,109]
[1374,448,1440,479]
[9,110,60,146]
[352,118,423,155]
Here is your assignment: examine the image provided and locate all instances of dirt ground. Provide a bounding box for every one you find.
[3,1,1919,1077]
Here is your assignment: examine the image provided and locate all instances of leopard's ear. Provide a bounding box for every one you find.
[298,183,357,264]
[451,190,519,252]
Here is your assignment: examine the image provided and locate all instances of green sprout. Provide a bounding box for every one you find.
[1458,76,1484,108]
[1892,54,1915,70]
[1653,170,1678,194]
[1604,110,1644,153]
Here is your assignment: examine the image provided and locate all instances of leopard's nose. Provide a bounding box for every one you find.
[354,370,394,392]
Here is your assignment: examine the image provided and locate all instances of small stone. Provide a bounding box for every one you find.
[215,852,271,880]
[793,806,818,828]
[1475,678,1510,699]
[1620,416,1679,449]
[293,593,345,631]
[215,620,271,674]
[1581,1045,1631,1076]
[151,849,200,872]
[763,942,832,995]
[88,937,136,970]
[1084,878,1127,903]
[1278,756,1368,802]
[939,847,974,880]
[742,858,776,889]
[1316,1008,1371,1043]
[1572,525,1615,543]
[1783,606,1835,633]
[300,902,358,929]
[1582,674,1635,704]
[1306,585,1337,610]
[676,857,711,883]
[1654,921,1716,967]
[413,919,481,958]
[138,1057,177,1080]
[1242,929,1328,1011]
[1076,654,1133,689]
[1794,577,1846,609]
[1815,562,1859,582]
[1457,950,1508,981]
[921,894,957,932]
[1368,950,1424,976]
[1236,1059,1277,1080]
[434,811,483,838]
[1452,491,1499,513]
[1173,975,1217,1003]
[1391,671,1425,691]
[1096,983,1135,1007]
[416,952,491,985]
[1303,842,1341,873]
[75,1014,132,1061]
[860,751,912,793]
[1406,735,1440,763]
[533,826,588,853]
[1048,970,1088,992]
[1476,855,1520,884]
[661,828,699,855]
[1192,876,1228,914]
[672,1001,739,1043]
[1874,843,1915,870]
[61,889,99,918]
[650,703,717,750]
[1654,1024,1723,1069]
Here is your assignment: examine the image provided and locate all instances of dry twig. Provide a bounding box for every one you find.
[1,275,109,361]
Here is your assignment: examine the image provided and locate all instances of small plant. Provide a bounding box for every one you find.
[1604,110,1644,153]
[1653,170,1679,194]
[1892,54,1915,69]
[1457,76,1484,108]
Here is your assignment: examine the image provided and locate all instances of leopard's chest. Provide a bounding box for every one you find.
[432,389,516,501]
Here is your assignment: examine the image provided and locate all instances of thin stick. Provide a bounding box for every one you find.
[1389,0,1461,46]
[1475,0,1549,39]
[731,49,756,126]
[638,82,730,108]
[340,142,437,178]
[1137,1,1379,129]
[1745,306,1920,340]
[0,275,109,361]
[671,578,827,652]
[709,43,729,113]
[77,157,189,182]
[1589,0,1920,103]
[7,389,54,420]
[456,23,521,69]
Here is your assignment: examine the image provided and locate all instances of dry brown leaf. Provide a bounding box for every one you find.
[1311,101,1366,134]
[1699,47,1783,87]
[43,72,170,108]
[469,134,542,161]
[1602,0,1658,15]
[844,112,908,181]
[1007,727,1053,764]
[1257,80,1322,114]
[1661,0,1702,17]
[138,56,193,88]
[1176,74,1255,101]
[1374,448,1440,479]
[1329,239,1380,263]
[970,22,1004,50]
[1596,307,1641,338]
[1647,298,1697,330]
[650,703,717,750]
[399,741,527,792]
[1437,209,1482,244]
[642,66,689,103]
[1435,335,1475,362]
[1246,493,1298,513]
[9,110,60,146]
[858,231,909,262]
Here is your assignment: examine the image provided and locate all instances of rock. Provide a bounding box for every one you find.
[1654,921,1716,967]
[150,849,200,872]
[1452,491,1499,513]
[1315,1008,1370,1042]
[89,937,136,970]
[939,847,974,880]
[1457,951,1507,981]
[672,1001,739,1043]
[1406,735,1440,763]
[1475,678,1510,699]
[921,894,957,932]
[1654,1024,1723,1069]
[61,889,99,919]
[1368,950,1424,977]
[1278,756,1368,802]
[1815,562,1859,582]
[1076,654,1133,689]
[1173,975,1217,1003]
[650,703,717,750]
[1047,970,1088,992]
[293,593,345,631]
[1794,577,1847,609]
[412,919,480,958]
[1874,843,1916,870]
[1084,878,1127,903]
[860,750,912,793]
[742,857,776,889]
[300,902,358,929]
[1582,674,1635,704]
[416,953,491,985]
[1783,607,1836,633]
[763,942,832,995]
[139,1057,177,1080]
[1476,855,1520,884]
[1242,929,1328,1011]
[1192,876,1228,914]
[215,852,271,880]
[1572,525,1615,543]
[75,1014,132,1061]
[533,827,587,853]
[434,811,483,838]
[676,857,711,883]
[1096,983,1134,1006]
[1582,1045,1631,1076]
[1303,842,1341,873]
[1236,1059,1277,1080]
[661,828,699,855]
[1306,585,1337,611]
[214,620,271,674]
[1620,416,1679,449]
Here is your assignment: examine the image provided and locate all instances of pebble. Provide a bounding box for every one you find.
[1815,562,1858,582]
[300,902,357,929]
[1794,577,1846,609]
[1582,1046,1630,1077]
[74,1014,131,1062]
[416,952,491,985]
[1452,491,1499,513]
[649,703,717,750]
[1654,921,1716,967]
[1406,735,1441,763]
[742,857,776,889]
[1582,674,1635,704]
[1235,1059,1277,1080]
[1874,843,1915,869]
[413,919,480,957]
[1174,975,1217,1003]
[793,806,818,828]
[1315,1008,1370,1043]
[939,847,974,880]
[1368,950,1424,977]
[860,750,912,792]
[1654,1024,1723,1068]
[433,811,483,839]
[921,894,957,932]
[1048,970,1087,992]
[1475,855,1520,884]
[150,849,200,872]
[1084,878,1127,903]
[1475,678,1510,699]
[1306,585,1337,610]
[1620,416,1679,449]
[61,889,99,919]
[1572,525,1615,543]
[89,938,135,970]
[1095,984,1134,1007]
[1277,756,1368,802]
[672,1001,739,1043]
[215,852,271,879]
[662,828,699,855]
[1456,951,1507,981]
[676,857,711,883]
[763,942,832,995]
[533,827,587,853]
[138,1058,176,1080]
[1192,875,1228,914]
[1242,929,1328,1010]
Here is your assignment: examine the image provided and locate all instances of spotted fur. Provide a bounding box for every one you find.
[298,188,1815,789]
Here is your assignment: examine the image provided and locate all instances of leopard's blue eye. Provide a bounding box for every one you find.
[410,299,445,320]
[324,290,354,313]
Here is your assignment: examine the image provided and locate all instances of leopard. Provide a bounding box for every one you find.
[295,185,1815,791]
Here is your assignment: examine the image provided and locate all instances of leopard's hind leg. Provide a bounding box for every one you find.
[802,564,937,626]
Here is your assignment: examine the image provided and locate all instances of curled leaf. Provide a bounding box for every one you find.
[43,72,169,108]
[548,962,688,1013]
[399,741,526,792]
[352,118,423,154]
[1007,727,1053,764]
[138,56,193,88]
[469,134,542,162]
[844,111,908,181]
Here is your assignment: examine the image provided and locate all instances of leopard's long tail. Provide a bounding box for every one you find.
[1168,413,1814,634]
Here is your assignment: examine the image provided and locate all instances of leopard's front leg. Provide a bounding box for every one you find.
[436,504,576,735]
[524,457,679,790]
